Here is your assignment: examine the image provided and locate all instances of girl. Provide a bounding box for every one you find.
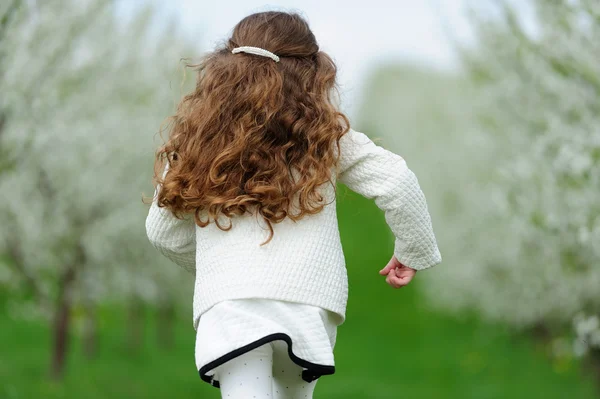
[145,10,441,399]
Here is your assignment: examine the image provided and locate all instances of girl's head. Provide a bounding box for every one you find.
[154,11,350,243]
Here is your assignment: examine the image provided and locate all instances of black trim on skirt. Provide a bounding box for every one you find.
[198,332,335,388]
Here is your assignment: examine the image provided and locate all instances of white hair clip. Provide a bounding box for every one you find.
[231,46,280,62]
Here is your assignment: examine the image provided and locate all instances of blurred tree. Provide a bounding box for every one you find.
[0,0,196,379]
[425,0,599,372]
[357,0,600,382]
[0,1,20,173]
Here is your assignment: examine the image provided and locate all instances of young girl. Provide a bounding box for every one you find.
[145,10,441,399]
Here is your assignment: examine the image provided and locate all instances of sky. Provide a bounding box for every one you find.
[122,0,477,118]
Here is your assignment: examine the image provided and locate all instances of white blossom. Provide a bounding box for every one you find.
[420,0,600,334]
[357,0,600,349]
[573,313,600,356]
[0,0,197,318]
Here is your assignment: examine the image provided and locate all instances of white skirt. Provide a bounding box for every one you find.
[195,298,339,388]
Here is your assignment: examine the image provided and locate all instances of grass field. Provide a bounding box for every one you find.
[0,188,598,398]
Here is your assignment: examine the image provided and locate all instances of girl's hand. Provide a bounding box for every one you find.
[379,256,417,288]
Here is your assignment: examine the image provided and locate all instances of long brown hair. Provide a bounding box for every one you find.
[152,11,350,244]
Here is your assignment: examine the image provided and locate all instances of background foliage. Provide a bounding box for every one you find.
[1,0,598,397]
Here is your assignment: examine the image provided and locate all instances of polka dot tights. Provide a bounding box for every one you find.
[215,341,318,399]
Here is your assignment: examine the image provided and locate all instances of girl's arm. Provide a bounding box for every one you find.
[145,162,197,275]
[337,129,442,271]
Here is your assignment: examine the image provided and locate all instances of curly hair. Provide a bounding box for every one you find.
[152,11,350,244]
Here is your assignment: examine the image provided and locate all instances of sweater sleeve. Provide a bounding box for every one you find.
[145,162,197,275]
[336,129,442,270]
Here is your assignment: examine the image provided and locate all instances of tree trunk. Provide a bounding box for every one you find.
[127,297,145,352]
[82,300,98,359]
[530,321,553,342]
[586,348,600,392]
[157,300,176,349]
[49,266,76,380]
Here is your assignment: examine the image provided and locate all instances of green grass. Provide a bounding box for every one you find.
[0,187,598,398]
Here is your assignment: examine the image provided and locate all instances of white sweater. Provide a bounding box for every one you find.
[145,129,441,327]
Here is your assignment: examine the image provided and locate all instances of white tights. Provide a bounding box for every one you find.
[215,340,318,399]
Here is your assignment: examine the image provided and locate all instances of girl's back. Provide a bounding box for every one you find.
[145,10,441,398]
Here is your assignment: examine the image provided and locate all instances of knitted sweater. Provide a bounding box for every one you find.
[145,128,442,327]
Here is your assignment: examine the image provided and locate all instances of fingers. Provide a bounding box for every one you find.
[379,256,400,275]
[386,269,401,288]
[380,256,417,289]
[395,265,417,279]
[386,267,414,289]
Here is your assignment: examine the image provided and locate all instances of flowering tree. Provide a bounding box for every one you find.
[357,0,600,373]
[0,0,196,378]
[426,0,600,360]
